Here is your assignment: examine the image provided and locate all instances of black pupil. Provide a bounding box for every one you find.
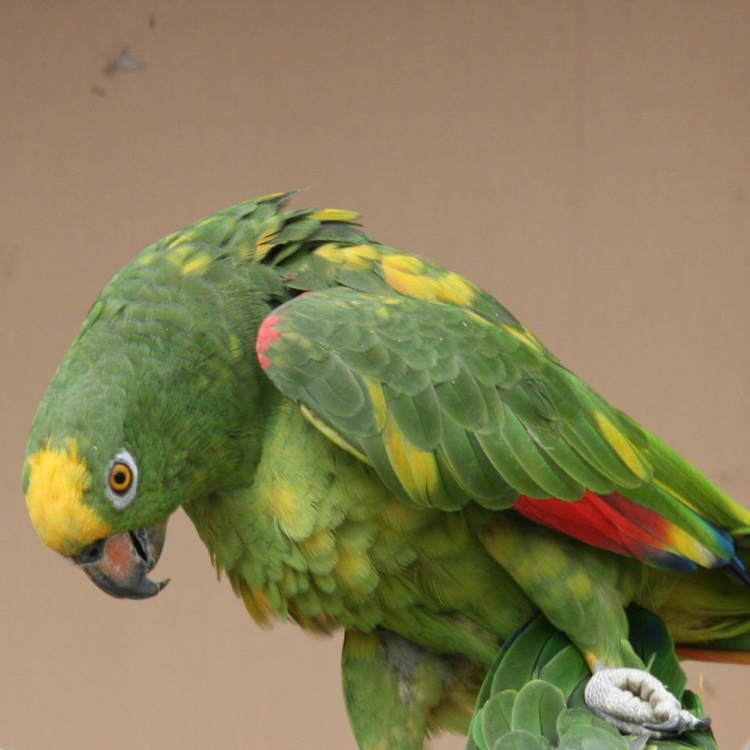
[113,469,128,489]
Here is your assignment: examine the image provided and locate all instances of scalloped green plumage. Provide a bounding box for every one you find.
[510,680,565,742]
[480,690,517,746]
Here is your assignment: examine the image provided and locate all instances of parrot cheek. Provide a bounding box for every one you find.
[74,523,169,600]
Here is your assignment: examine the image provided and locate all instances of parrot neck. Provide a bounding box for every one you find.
[182,396,393,630]
[170,317,280,505]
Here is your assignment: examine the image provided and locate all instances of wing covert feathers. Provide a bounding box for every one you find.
[235,193,750,577]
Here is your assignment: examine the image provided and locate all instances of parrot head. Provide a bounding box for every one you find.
[24,360,172,598]
[23,257,272,599]
[22,314,189,598]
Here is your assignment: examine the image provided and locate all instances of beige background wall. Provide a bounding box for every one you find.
[2,1,749,748]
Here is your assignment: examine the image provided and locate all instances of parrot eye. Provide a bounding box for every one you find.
[106,451,138,509]
[110,464,132,491]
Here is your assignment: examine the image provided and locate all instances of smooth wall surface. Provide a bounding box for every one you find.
[2,1,749,747]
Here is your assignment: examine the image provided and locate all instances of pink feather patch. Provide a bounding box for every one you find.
[256,314,283,370]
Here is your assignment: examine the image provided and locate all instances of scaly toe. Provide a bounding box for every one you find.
[643,715,682,734]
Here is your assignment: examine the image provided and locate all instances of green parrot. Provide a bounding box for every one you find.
[24,193,750,748]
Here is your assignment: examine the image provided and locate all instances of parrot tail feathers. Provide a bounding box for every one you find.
[675,612,750,664]
[725,531,750,585]
[677,630,750,664]
[726,555,750,587]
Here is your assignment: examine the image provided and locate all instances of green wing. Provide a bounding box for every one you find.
[257,267,750,570]
[101,190,749,570]
[260,286,626,509]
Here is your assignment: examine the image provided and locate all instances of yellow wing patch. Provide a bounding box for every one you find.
[315,243,379,270]
[663,524,719,568]
[595,412,650,480]
[25,439,112,555]
[167,230,197,249]
[299,405,370,464]
[347,244,380,261]
[153,242,217,276]
[364,378,387,431]
[311,208,360,223]
[182,251,213,276]
[383,414,440,505]
[381,257,477,307]
[382,263,438,300]
[136,252,158,267]
[255,191,288,204]
[312,244,478,309]
[254,227,280,261]
[437,272,476,306]
[381,254,425,275]
[167,243,192,265]
[502,324,545,353]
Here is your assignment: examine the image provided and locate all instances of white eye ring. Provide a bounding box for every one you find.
[105,450,138,510]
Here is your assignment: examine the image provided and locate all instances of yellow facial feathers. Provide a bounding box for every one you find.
[25,439,111,555]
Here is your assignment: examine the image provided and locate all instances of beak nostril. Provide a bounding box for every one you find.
[73,539,104,565]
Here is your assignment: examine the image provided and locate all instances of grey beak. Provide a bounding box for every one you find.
[73,523,169,599]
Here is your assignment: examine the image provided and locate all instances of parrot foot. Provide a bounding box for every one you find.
[584,667,710,738]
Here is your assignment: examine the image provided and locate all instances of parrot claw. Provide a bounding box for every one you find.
[644,714,711,734]
[584,667,710,738]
